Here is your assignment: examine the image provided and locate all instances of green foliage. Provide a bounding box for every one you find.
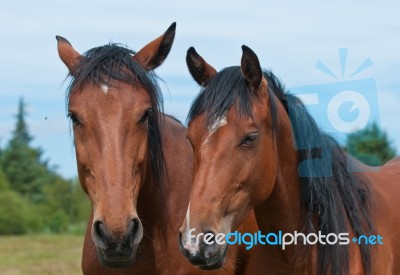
[1,97,50,199]
[70,180,91,223]
[0,191,39,235]
[346,122,397,166]
[0,169,10,191]
[39,177,90,234]
[48,210,70,233]
[0,98,91,235]
[1,144,50,199]
[13,97,32,144]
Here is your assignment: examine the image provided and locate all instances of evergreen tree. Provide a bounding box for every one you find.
[0,98,49,200]
[0,98,91,234]
[13,97,32,144]
[346,122,397,166]
[0,167,42,234]
[0,168,10,191]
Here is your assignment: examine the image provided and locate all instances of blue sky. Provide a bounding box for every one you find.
[0,0,399,178]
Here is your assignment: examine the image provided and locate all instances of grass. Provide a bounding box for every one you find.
[0,234,84,275]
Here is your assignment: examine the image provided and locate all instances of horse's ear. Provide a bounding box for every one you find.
[241,45,262,93]
[56,36,82,75]
[186,47,217,87]
[133,22,176,71]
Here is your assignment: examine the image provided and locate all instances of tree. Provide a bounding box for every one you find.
[39,177,90,233]
[0,168,10,191]
[13,97,32,144]
[346,122,397,166]
[0,98,91,234]
[0,97,50,200]
[0,191,32,234]
[0,167,43,234]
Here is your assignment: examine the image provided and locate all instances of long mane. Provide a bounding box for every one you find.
[66,43,165,188]
[187,67,374,275]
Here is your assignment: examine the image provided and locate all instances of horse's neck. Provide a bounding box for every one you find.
[137,114,193,231]
[254,100,304,263]
[136,155,164,225]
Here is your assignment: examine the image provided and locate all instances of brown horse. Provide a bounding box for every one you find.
[56,23,259,274]
[179,45,400,275]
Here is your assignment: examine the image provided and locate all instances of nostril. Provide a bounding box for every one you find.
[129,219,138,236]
[93,220,108,244]
[128,218,142,245]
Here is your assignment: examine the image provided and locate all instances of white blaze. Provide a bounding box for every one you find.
[101,84,109,94]
[183,201,200,255]
[202,116,228,146]
[183,116,229,255]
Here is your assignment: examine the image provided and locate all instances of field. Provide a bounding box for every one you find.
[0,235,83,275]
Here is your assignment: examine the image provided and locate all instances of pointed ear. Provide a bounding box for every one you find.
[186,47,217,87]
[133,22,176,71]
[56,36,82,75]
[241,45,262,93]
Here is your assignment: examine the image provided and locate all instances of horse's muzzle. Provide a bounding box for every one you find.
[179,230,228,270]
[92,218,143,268]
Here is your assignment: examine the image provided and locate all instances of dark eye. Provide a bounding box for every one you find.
[139,108,153,123]
[240,133,258,146]
[68,112,81,125]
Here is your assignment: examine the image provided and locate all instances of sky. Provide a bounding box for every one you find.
[0,0,399,178]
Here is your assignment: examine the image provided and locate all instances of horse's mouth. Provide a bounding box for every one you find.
[97,250,136,268]
[198,258,225,270]
[193,247,228,270]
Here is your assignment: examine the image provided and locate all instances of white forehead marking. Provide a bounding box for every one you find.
[202,116,227,146]
[209,116,227,133]
[101,84,109,94]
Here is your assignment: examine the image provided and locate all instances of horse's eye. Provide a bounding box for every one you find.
[240,133,258,146]
[139,108,153,123]
[68,112,81,126]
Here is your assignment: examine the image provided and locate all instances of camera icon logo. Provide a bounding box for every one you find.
[327,89,370,134]
[289,49,381,175]
[292,78,379,138]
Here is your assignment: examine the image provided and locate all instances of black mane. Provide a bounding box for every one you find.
[67,44,165,188]
[187,67,374,275]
